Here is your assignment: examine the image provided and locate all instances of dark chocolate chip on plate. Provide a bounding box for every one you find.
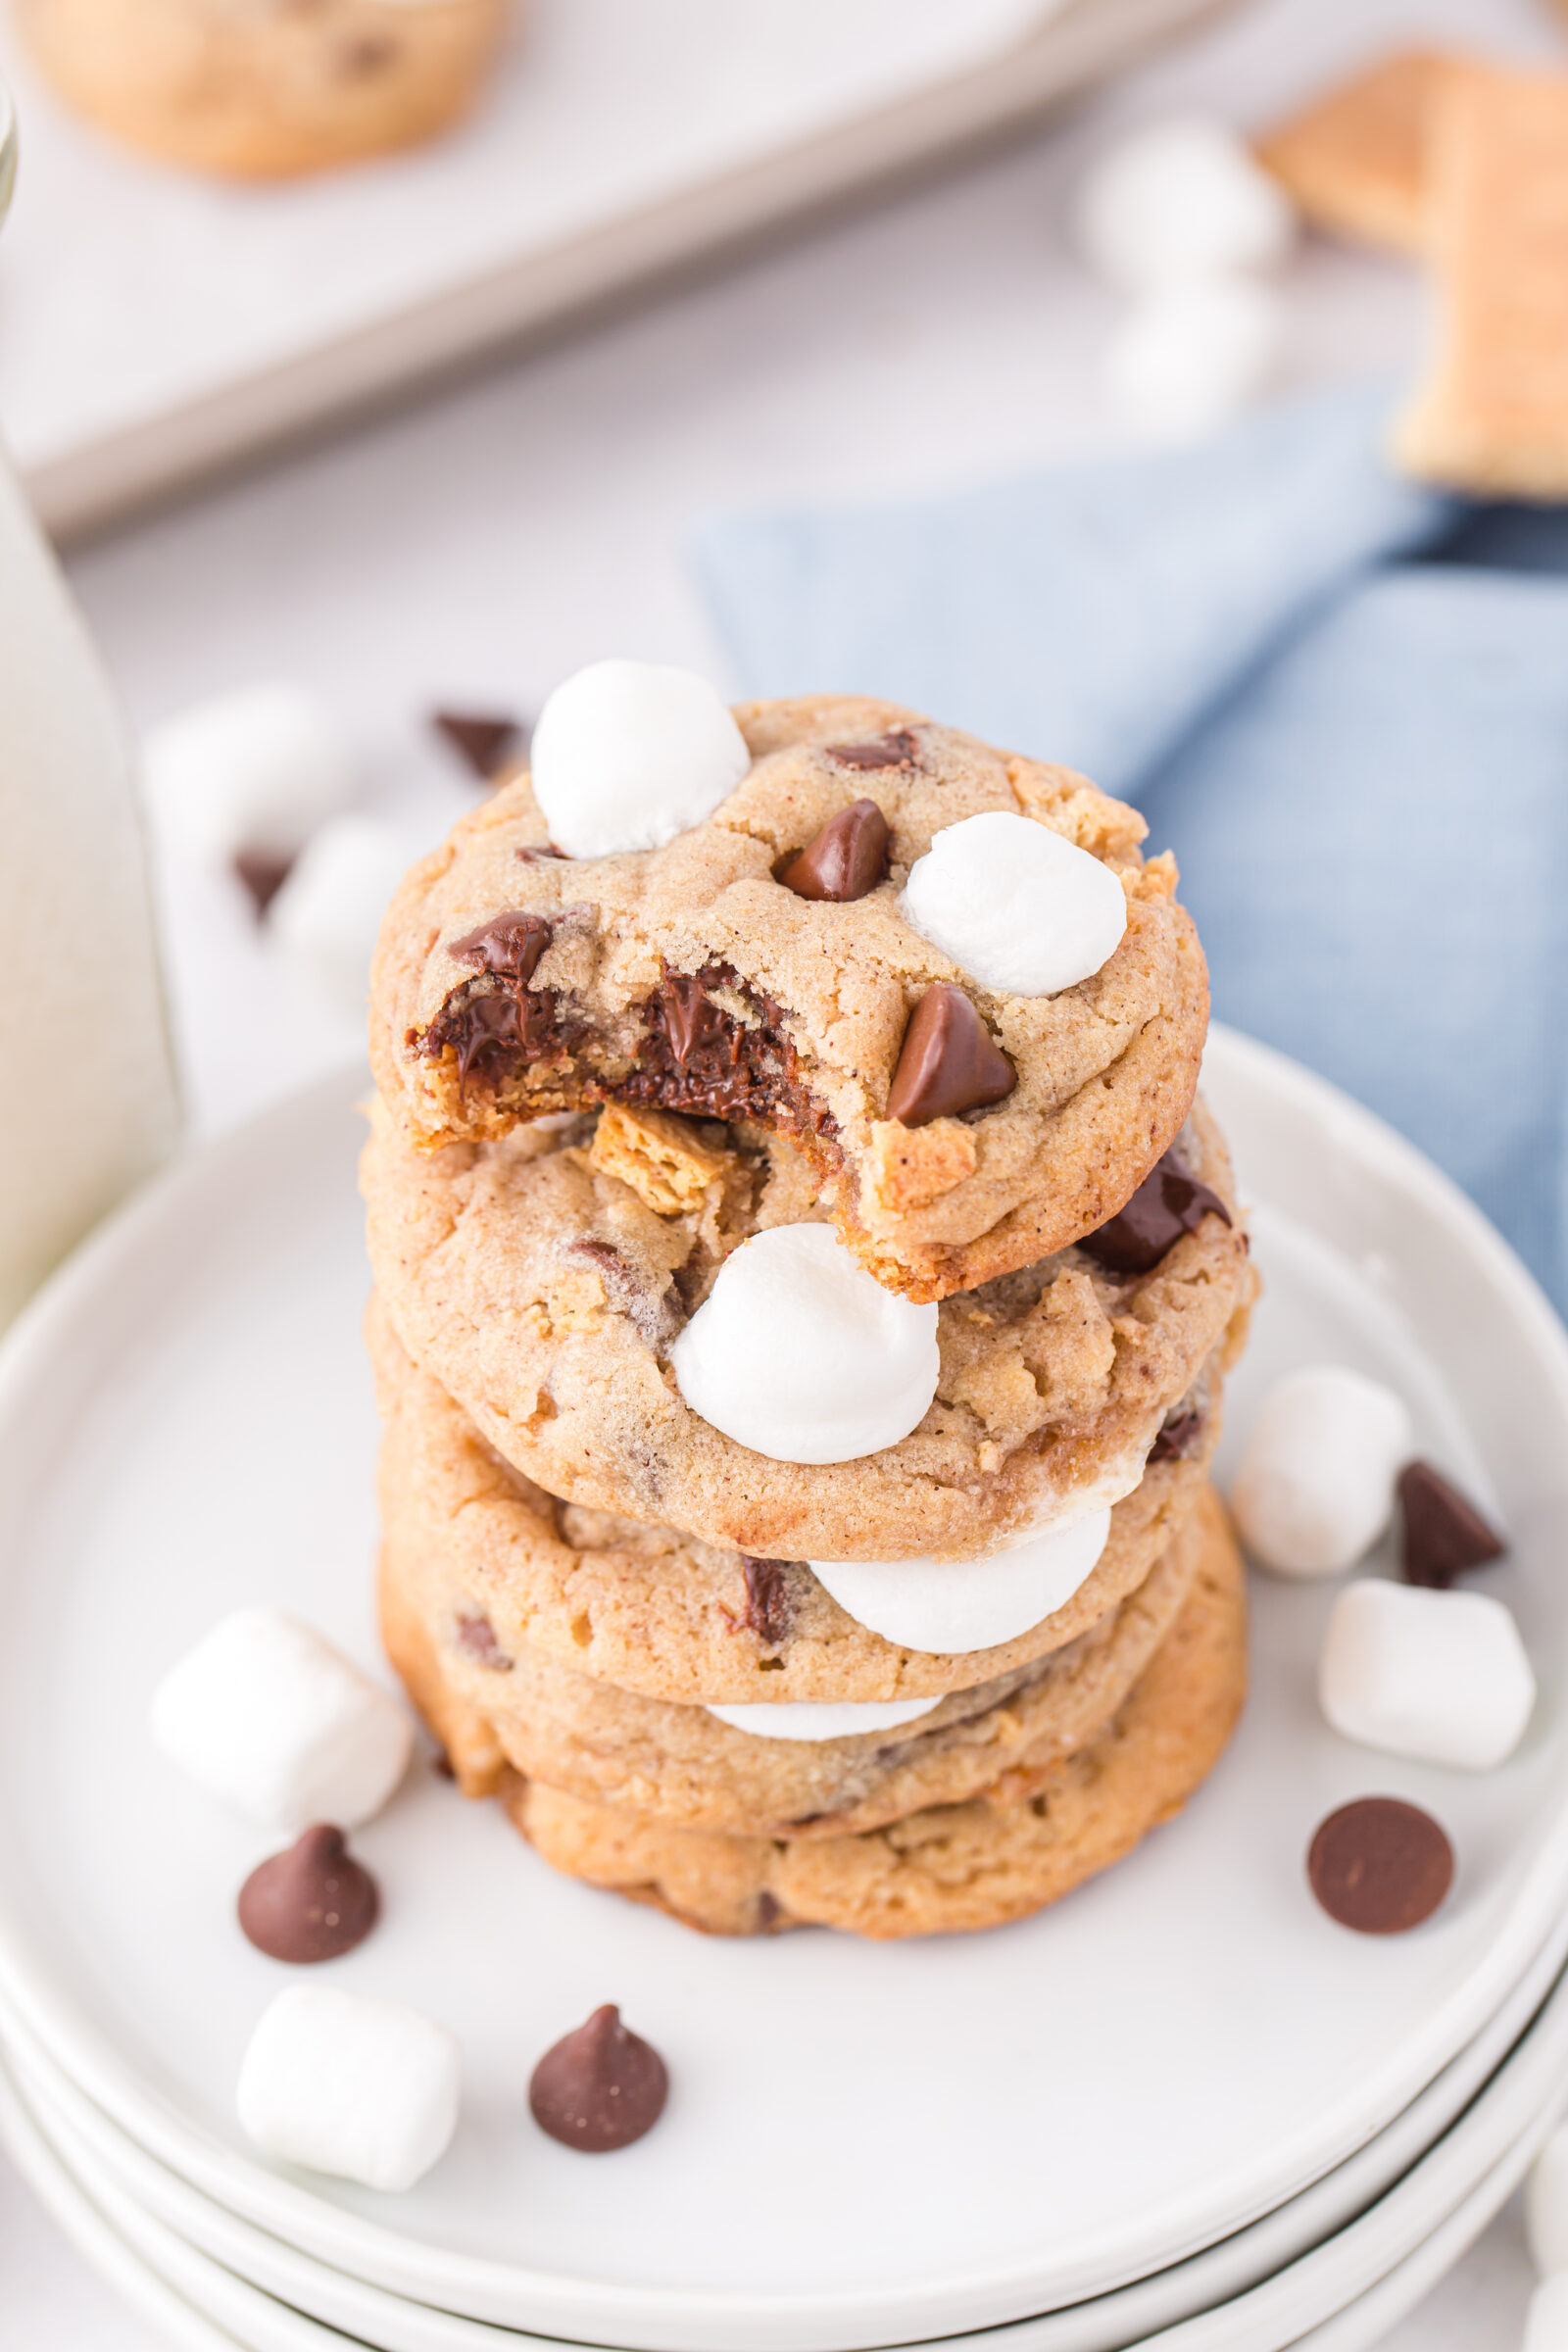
[1399,1461,1505,1589]
[887,984,1015,1128]
[1307,1797,1453,1935]
[233,849,296,917]
[238,1825,380,1964]
[778,799,890,903]
[530,2005,668,2152]
[1078,1148,1232,1277]
[432,710,524,780]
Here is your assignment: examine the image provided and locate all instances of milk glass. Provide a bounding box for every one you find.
[0,86,180,1325]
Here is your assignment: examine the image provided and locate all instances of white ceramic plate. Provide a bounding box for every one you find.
[7,1908,1568,2352]
[0,1029,1566,2352]
[11,1938,1568,2352]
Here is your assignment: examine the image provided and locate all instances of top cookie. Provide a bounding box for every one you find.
[369,693,1208,1300]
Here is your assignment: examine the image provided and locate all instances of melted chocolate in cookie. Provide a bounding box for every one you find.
[741,1558,793,1646]
[778,800,890,903]
[1079,1149,1231,1277]
[529,2006,668,2152]
[1149,1407,1204,1463]
[419,910,566,1084]
[620,963,836,1140]
[887,984,1016,1127]
[826,729,920,771]
[456,1611,513,1671]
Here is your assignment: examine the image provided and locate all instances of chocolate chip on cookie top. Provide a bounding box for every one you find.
[529,2006,668,2152]
[370,687,1209,1299]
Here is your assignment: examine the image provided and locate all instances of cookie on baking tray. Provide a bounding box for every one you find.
[368,691,1209,1302]
[17,0,509,179]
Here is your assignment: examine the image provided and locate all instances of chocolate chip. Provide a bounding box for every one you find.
[237,1826,379,1964]
[620,962,835,1140]
[449,911,552,982]
[778,800,890,903]
[754,1891,784,1934]
[1399,1461,1505,1589]
[529,2006,668,2152]
[456,1611,513,1671]
[826,729,919,771]
[1307,1797,1453,1935]
[1078,1149,1232,1277]
[338,33,395,75]
[741,1558,792,1646]
[1149,1406,1203,1463]
[233,849,295,916]
[887,984,1015,1127]
[433,710,523,781]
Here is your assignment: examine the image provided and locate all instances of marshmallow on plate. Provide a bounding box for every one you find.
[151,1609,414,1832]
[668,1223,939,1464]
[529,660,750,858]
[808,1505,1113,1655]
[1527,2122,1568,2278]
[705,1697,941,1743]
[267,812,423,1023]
[140,682,355,867]
[1318,1581,1535,1771]
[1526,2274,1568,2351]
[900,812,1127,997]
[237,1985,460,2192]
[1105,276,1285,444]
[1072,118,1296,290]
[1230,1366,1413,1578]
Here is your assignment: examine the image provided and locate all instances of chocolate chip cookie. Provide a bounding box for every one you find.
[368,695,1208,1300]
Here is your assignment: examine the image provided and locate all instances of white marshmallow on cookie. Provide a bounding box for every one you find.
[1105,276,1286,444]
[705,1696,941,1743]
[808,1505,1113,1655]
[1318,1580,1535,1771]
[1230,1366,1413,1577]
[151,1608,414,1832]
[237,1985,460,2193]
[669,1223,939,1464]
[1072,118,1296,291]
[900,812,1127,997]
[140,682,355,868]
[529,659,750,858]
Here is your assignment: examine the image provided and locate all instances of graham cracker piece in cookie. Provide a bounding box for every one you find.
[1255,51,1451,255]
[588,1103,731,1217]
[864,1117,977,1214]
[1393,63,1568,499]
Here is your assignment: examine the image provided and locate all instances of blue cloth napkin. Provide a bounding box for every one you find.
[691,381,1568,1310]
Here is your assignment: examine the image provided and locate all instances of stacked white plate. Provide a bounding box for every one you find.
[1,1025,1566,2352]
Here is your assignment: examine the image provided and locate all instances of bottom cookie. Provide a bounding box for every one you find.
[408,1489,1246,1939]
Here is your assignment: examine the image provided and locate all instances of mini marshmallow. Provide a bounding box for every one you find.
[809,1507,1112,1655]
[237,1985,460,2192]
[1525,2273,1568,2351]
[151,1609,414,1832]
[900,813,1127,998]
[669,1223,939,1464]
[1318,1581,1535,1772]
[529,660,750,858]
[1527,2123,1568,2277]
[1072,118,1296,291]
[267,813,419,1023]
[1231,1366,1413,1578]
[705,1696,941,1743]
[140,683,355,866]
[1104,276,1286,444]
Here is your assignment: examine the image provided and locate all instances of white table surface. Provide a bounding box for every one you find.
[5,0,1565,2339]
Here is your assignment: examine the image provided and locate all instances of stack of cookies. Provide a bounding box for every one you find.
[363,678,1255,1938]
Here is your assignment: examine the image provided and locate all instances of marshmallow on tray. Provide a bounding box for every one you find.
[1072,119,1296,291]
[705,1697,941,1743]
[1104,277,1286,444]
[237,1985,460,2192]
[1527,2122,1568,2278]
[140,682,356,867]
[808,1507,1114,1655]
[529,660,750,858]
[899,813,1127,997]
[1231,1366,1413,1577]
[268,813,424,1024]
[1318,1580,1535,1771]
[151,1609,414,1832]
[668,1223,939,1464]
